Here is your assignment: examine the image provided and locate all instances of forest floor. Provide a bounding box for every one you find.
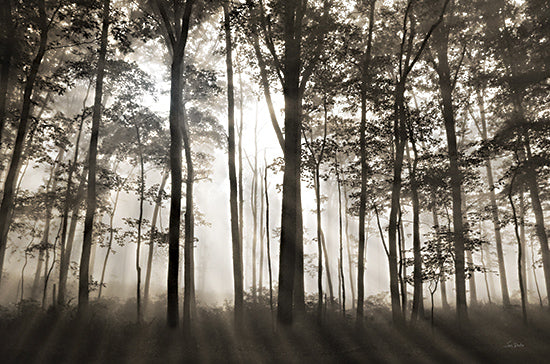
[0,300,549,363]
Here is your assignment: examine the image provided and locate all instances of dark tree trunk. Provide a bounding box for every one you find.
[434,23,468,323]
[0,0,49,284]
[135,125,145,323]
[388,83,406,324]
[509,170,528,324]
[78,0,109,314]
[265,166,274,316]
[277,0,303,326]
[315,170,323,317]
[357,0,375,324]
[182,104,195,331]
[0,0,13,149]
[159,0,195,329]
[224,2,244,327]
[58,168,86,305]
[407,143,423,322]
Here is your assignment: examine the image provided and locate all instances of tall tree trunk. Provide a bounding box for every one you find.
[509,170,527,324]
[0,0,49,284]
[398,207,407,316]
[357,0,376,324]
[135,125,145,323]
[434,23,467,322]
[58,169,86,305]
[182,107,195,331]
[0,0,13,149]
[388,80,406,324]
[343,188,355,311]
[78,0,109,314]
[315,169,323,317]
[519,187,528,305]
[277,0,303,326]
[259,167,265,296]
[432,205,449,310]
[238,61,244,304]
[143,170,168,313]
[407,142,423,322]
[320,229,334,306]
[336,157,345,316]
[466,250,478,306]
[224,2,244,327]
[264,165,273,316]
[251,115,259,301]
[32,151,63,299]
[58,92,89,306]
[476,89,510,306]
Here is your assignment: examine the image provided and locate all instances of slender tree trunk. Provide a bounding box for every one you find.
[398,207,407,316]
[480,241,492,304]
[181,107,195,331]
[58,170,86,305]
[518,187,528,305]
[466,250,478,306]
[0,0,49,284]
[78,0,109,314]
[58,94,89,306]
[387,80,406,324]
[135,125,145,323]
[264,165,273,316]
[238,61,244,303]
[407,142,423,322]
[251,115,259,301]
[315,169,323,317]
[259,168,265,296]
[476,89,510,306]
[336,160,345,316]
[320,229,334,306]
[33,151,63,299]
[357,0,375,324]
[344,188,355,311]
[509,171,527,323]
[434,23,467,322]
[143,170,168,313]
[224,2,243,327]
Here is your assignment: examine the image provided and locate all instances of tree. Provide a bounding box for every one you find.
[223,0,244,328]
[147,0,196,328]
[78,0,110,314]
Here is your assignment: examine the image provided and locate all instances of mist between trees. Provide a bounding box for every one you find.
[1,0,550,362]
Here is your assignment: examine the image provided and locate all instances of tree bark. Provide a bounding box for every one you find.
[0,0,49,284]
[0,0,13,149]
[78,0,109,314]
[135,125,145,323]
[277,0,303,326]
[357,0,376,324]
[224,1,244,327]
[433,23,467,322]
